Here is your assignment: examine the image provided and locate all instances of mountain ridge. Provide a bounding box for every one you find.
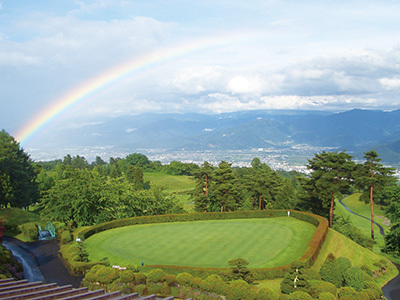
[32,108,400,165]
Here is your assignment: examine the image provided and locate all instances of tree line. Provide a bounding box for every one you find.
[1,129,400,256]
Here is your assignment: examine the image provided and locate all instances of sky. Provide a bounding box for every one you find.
[1,0,400,144]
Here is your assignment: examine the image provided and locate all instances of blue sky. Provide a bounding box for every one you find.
[1,0,400,138]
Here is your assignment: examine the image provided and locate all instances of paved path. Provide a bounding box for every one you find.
[338,198,385,235]
[2,236,83,288]
[337,199,400,300]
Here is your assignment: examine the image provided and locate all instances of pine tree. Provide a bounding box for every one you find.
[213,161,241,212]
[354,150,396,240]
[302,151,355,227]
[281,261,311,294]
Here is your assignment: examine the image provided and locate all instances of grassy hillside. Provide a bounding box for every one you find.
[335,193,390,251]
[310,229,398,287]
[144,172,195,210]
[84,217,316,268]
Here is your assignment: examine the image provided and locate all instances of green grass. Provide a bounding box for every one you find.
[0,207,42,241]
[0,207,39,225]
[144,172,195,210]
[335,193,389,250]
[84,217,316,269]
[310,229,398,287]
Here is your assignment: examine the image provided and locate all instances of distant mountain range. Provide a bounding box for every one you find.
[37,109,400,166]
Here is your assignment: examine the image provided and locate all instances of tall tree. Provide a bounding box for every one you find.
[244,158,270,210]
[354,150,396,240]
[132,164,144,190]
[192,161,214,212]
[213,161,241,212]
[0,130,39,208]
[303,151,355,227]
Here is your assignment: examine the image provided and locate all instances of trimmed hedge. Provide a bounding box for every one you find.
[78,210,328,278]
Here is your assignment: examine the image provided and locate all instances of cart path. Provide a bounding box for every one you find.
[338,198,385,236]
[2,236,83,288]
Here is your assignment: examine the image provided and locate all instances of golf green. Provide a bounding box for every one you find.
[83,217,316,268]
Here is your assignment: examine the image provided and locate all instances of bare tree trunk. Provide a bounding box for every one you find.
[259,194,262,210]
[205,174,208,196]
[329,194,334,228]
[370,183,374,240]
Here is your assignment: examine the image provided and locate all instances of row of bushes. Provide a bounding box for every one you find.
[82,263,383,300]
[82,265,278,300]
[59,242,105,274]
[77,209,329,277]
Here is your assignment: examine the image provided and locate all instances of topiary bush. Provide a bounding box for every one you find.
[281,261,311,295]
[337,286,357,299]
[146,268,166,283]
[310,281,337,298]
[287,291,313,300]
[320,254,342,288]
[256,287,278,300]
[227,279,257,300]
[176,272,194,286]
[134,284,147,295]
[344,266,364,291]
[119,269,136,283]
[318,292,336,300]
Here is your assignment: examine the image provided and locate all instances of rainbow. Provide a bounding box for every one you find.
[15,31,262,145]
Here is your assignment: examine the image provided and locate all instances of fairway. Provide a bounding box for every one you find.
[84,217,315,268]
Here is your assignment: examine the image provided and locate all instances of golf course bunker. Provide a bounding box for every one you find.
[84,217,316,269]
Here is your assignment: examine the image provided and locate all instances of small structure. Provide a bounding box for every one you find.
[38,222,56,240]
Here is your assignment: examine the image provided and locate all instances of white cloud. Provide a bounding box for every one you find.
[380,77,400,90]
[227,76,264,94]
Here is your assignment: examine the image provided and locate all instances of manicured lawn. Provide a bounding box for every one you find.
[144,172,195,210]
[84,217,315,269]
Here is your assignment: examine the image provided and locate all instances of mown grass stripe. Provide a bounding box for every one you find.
[84,218,315,269]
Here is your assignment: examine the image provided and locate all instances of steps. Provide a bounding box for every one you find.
[0,279,191,300]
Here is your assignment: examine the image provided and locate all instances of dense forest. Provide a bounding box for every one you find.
[1,129,400,257]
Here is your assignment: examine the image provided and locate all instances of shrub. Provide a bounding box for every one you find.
[61,230,72,244]
[336,257,351,278]
[281,261,310,294]
[364,288,382,299]
[162,274,176,286]
[320,255,342,288]
[256,287,278,300]
[176,272,194,286]
[318,292,336,300]
[356,291,370,300]
[147,284,162,295]
[228,279,256,300]
[134,273,147,285]
[310,281,337,298]
[119,269,136,283]
[20,222,38,240]
[134,284,147,295]
[287,291,313,300]
[121,284,133,294]
[94,265,119,285]
[337,286,357,299]
[147,268,166,283]
[344,266,364,291]
[205,274,228,295]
